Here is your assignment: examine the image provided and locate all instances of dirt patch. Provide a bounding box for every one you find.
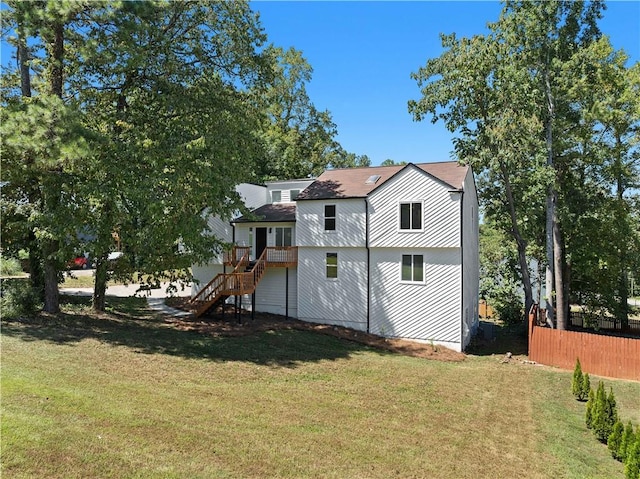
[164,297,465,362]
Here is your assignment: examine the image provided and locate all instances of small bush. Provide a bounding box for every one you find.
[592,383,619,443]
[581,373,591,401]
[0,279,41,319]
[609,420,624,461]
[0,256,23,276]
[585,387,595,429]
[621,421,636,463]
[626,430,640,479]
[572,358,583,400]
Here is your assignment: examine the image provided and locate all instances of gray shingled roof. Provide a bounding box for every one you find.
[233,203,296,223]
[296,162,468,200]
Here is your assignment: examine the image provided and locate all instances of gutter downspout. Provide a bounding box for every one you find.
[365,198,370,333]
[458,190,465,351]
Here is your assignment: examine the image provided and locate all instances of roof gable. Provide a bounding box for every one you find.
[296,161,468,201]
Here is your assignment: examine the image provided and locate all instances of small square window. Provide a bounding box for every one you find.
[290,189,300,200]
[324,204,336,231]
[272,190,281,203]
[326,252,338,279]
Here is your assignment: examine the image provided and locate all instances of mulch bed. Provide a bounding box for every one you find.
[164,297,465,362]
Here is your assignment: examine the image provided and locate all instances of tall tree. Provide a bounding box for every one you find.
[409,0,622,328]
[257,46,369,181]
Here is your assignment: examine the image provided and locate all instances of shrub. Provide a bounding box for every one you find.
[621,421,636,463]
[585,387,595,429]
[581,373,591,402]
[0,279,41,319]
[625,430,640,479]
[592,382,619,443]
[609,420,624,461]
[0,256,23,276]
[572,358,584,400]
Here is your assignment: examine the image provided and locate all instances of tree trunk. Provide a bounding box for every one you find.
[41,18,65,313]
[42,241,59,313]
[93,255,109,312]
[499,160,534,317]
[544,68,556,328]
[553,203,567,330]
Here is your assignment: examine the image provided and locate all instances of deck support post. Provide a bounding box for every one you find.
[252,292,255,321]
[285,267,289,320]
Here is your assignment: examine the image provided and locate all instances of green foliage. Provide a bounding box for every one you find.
[621,422,637,463]
[0,278,41,319]
[0,256,22,276]
[571,358,584,401]
[581,373,591,402]
[609,420,625,461]
[585,386,595,429]
[592,382,619,443]
[626,430,640,479]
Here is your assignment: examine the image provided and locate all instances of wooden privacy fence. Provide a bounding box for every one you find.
[528,306,640,381]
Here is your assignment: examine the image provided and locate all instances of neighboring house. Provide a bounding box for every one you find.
[191,162,479,352]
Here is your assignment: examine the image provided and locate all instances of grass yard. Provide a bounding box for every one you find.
[2,297,638,478]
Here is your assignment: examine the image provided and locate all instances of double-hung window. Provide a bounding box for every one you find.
[271,190,282,203]
[326,252,338,279]
[290,189,300,200]
[399,202,422,230]
[324,204,336,231]
[401,254,424,283]
[275,227,292,247]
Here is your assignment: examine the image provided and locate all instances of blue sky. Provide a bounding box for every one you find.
[252,1,640,166]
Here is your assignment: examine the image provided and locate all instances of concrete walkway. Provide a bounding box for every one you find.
[61,282,193,318]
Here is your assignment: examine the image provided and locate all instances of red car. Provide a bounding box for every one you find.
[68,256,89,269]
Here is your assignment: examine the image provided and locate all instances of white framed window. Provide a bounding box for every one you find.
[324,204,336,231]
[290,189,300,200]
[401,254,424,283]
[271,190,282,203]
[399,201,423,231]
[326,252,338,279]
[275,227,292,247]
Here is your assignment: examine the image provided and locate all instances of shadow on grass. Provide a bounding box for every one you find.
[0,295,366,368]
[466,320,529,356]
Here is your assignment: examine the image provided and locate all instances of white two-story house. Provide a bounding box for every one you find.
[190,161,479,352]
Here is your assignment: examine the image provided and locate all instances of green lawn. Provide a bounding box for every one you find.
[2,296,638,479]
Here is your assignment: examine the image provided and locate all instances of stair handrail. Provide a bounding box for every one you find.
[190,247,250,304]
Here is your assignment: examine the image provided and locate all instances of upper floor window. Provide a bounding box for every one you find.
[399,201,422,230]
[324,204,336,231]
[401,254,424,283]
[326,252,338,279]
[290,189,300,200]
[275,227,292,247]
[271,190,282,203]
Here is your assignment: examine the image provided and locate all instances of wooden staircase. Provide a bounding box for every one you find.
[190,246,297,318]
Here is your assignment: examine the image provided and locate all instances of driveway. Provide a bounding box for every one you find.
[61,282,193,317]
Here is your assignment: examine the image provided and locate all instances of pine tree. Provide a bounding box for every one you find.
[585,387,595,429]
[621,422,636,463]
[572,358,584,399]
[581,373,591,402]
[609,420,624,461]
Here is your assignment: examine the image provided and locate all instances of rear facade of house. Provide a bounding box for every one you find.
[192,162,479,352]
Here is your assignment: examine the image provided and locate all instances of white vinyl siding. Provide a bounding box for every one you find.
[368,166,460,248]
[297,247,367,331]
[370,247,462,351]
[296,198,366,247]
[461,168,480,349]
[239,267,298,318]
